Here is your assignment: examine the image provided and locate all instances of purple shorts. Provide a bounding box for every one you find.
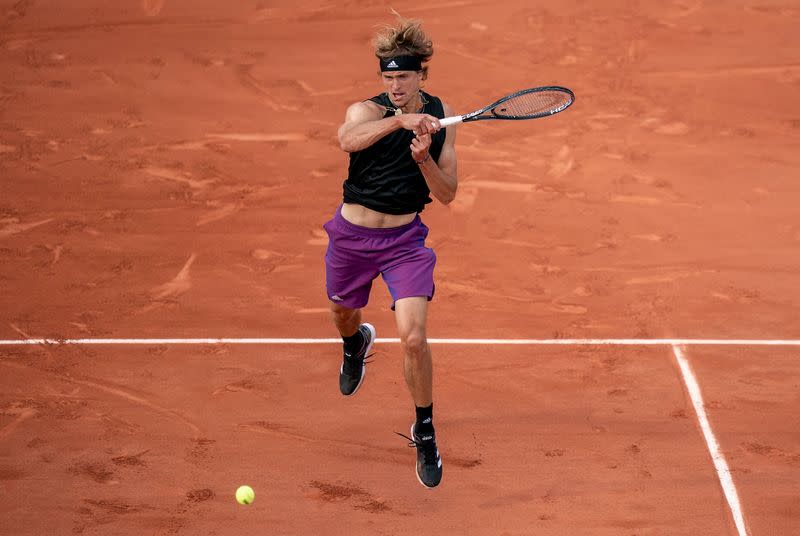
[323,207,436,309]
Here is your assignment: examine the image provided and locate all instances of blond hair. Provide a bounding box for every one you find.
[374,15,433,78]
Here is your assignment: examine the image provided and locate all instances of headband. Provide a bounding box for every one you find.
[379,55,423,72]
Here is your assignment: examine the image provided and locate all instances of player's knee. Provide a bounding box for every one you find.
[401,331,428,357]
[330,302,357,321]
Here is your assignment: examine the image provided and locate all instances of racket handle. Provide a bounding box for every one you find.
[439,116,463,128]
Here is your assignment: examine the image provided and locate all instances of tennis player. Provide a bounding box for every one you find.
[322,16,457,488]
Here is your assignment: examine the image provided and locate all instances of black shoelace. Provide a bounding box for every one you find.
[395,431,437,464]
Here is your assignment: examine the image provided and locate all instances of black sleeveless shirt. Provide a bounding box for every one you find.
[342,91,446,215]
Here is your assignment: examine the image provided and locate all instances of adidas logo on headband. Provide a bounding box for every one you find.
[379,56,423,72]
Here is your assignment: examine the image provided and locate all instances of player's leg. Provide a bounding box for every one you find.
[323,211,379,396]
[377,217,441,487]
[394,296,442,488]
[394,296,432,407]
[330,302,376,396]
[330,302,362,339]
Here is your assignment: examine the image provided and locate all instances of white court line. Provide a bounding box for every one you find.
[1,337,800,346]
[672,345,749,536]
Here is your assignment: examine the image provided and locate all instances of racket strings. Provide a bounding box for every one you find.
[492,90,572,119]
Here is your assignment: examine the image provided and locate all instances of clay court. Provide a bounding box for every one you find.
[1,1,799,534]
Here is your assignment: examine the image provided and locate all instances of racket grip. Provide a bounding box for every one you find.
[439,116,463,128]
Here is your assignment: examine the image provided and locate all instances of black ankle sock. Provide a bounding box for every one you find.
[415,404,434,434]
[342,329,364,356]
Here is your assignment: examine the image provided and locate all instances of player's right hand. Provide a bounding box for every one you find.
[398,114,441,136]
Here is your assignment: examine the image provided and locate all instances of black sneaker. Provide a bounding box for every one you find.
[402,424,442,489]
[339,323,376,396]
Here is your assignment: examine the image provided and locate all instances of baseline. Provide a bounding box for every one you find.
[1,338,800,346]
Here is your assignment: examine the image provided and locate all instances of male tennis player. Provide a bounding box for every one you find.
[322,17,457,488]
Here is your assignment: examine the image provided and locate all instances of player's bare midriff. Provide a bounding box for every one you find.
[341,202,417,228]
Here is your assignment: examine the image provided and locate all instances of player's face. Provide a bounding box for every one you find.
[381,71,423,108]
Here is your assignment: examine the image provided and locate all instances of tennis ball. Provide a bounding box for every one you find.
[235,485,255,505]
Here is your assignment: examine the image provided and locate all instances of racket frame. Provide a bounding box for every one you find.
[439,86,574,127]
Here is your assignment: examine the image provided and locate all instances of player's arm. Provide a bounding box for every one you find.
[338,101,441,153]
[413,102,458,205]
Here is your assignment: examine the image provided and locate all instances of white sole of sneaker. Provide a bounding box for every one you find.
[341,323,376,397]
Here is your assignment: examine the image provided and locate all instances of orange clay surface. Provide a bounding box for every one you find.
[1,1,799,535]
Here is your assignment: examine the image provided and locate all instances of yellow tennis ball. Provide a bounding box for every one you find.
[235,485,255,505]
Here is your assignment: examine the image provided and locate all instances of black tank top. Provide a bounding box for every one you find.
[342,91,446,215]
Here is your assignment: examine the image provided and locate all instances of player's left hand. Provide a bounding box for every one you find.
[410,133,432,163]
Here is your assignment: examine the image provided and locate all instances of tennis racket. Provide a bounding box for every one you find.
[439,86,574,127]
